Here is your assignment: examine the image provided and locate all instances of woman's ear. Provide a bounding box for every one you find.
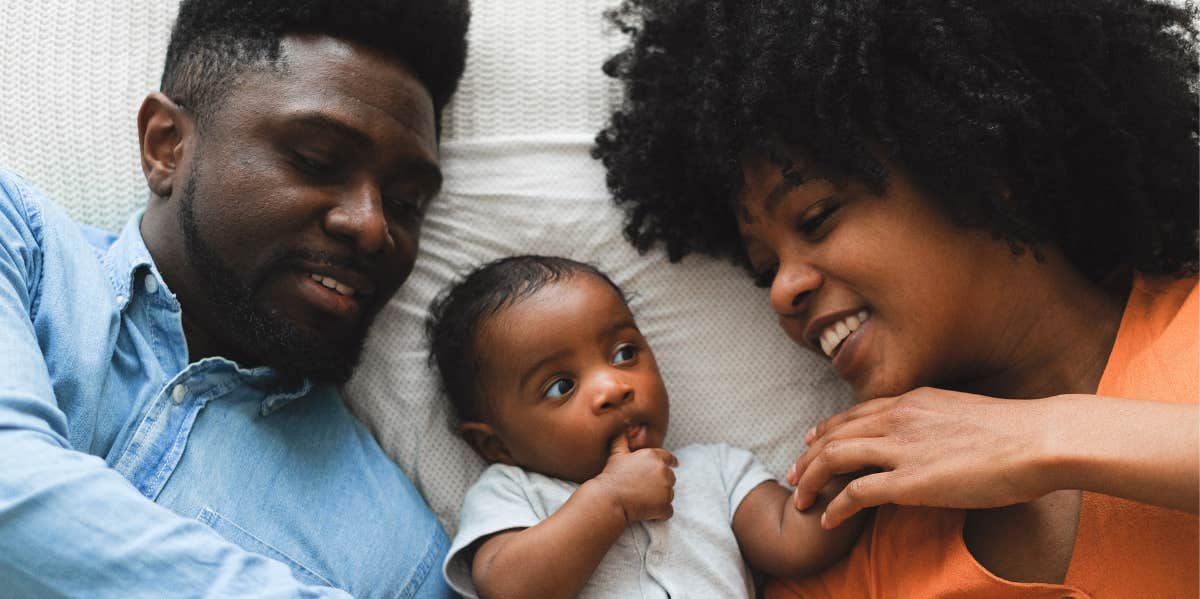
[458,422,516,466]
[136,91,191,199]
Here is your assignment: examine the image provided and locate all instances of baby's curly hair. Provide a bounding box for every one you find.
[594,0,1199,282]
[428,255,628,425]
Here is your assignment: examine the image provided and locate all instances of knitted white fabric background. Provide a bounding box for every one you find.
[0,0,180,232]
[342,0,854,533]
[0,0,855,534]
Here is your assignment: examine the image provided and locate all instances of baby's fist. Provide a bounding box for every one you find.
[594,435,678,524]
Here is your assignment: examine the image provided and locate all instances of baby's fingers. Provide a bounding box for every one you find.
[652,448,679,468]
[610,434,632,456]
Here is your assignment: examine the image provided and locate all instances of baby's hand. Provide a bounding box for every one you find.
[590,435,677,524]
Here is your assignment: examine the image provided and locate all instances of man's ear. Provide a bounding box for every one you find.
[137,92,192,199]
[458,422,516,466]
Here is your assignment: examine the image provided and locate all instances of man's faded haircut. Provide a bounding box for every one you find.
[160,0,470,128]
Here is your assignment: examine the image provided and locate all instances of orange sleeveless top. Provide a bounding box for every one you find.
[766,274,1199,599]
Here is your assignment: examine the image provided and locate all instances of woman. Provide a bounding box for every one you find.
[594,0,1198,596]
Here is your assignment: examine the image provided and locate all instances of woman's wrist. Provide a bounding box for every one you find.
[1028,394,1096,496]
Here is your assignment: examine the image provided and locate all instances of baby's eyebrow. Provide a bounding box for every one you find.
[518,348,572,392]
[602,320,639,338]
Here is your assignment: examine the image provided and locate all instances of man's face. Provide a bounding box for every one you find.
[153,35,441,381]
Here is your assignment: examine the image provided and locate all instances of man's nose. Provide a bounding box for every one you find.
[323,180,393,255]
[769,258,821,316]
[590,372,633,414]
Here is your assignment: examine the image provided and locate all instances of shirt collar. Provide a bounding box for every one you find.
[100,208,167,312]
[102,210,315,415]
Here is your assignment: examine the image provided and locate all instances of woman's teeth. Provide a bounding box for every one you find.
[308,273,356,296]
[820,310,869,358]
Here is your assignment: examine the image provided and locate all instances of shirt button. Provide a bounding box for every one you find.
[115,295,127,307]
[171,385,188,405]
[144,275,159,294]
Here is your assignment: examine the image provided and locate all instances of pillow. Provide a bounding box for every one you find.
[0,0,855,536]
[343,0,854,534]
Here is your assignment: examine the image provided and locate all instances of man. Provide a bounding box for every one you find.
[0,1,468,597]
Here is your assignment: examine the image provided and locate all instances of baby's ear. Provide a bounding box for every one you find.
[458,422,516,466]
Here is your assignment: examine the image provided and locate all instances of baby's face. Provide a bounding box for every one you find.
[474,274,669,483]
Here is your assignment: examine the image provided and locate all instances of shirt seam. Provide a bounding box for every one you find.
[5,174,46,321]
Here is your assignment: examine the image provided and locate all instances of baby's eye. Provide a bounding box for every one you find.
[544,378,575,399]
[613,344,639,364]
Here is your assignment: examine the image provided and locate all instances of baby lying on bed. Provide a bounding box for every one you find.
[429,255,863,598]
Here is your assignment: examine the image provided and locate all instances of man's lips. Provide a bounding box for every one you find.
[292,271,367,321]
[297,261,376,297]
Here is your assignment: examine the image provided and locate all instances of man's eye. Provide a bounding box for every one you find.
[386,195,426,222]
[753,264,778,289]
[292,152,336,176]
[613,344,639,364]
[544,378,575,399]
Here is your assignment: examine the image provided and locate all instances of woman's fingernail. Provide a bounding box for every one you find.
[805,427,816,443]
[787,464,796,481]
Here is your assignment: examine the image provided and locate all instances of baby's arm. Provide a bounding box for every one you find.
[732,475,865,579]
[471,437,676,599]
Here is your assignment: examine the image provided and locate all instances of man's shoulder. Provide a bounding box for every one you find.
[0,168,43,235]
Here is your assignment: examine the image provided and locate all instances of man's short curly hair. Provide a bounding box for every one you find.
[594,0,1198,282]
[161,0,470,129]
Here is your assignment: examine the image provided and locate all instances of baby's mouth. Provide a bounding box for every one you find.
[623,423,649,451]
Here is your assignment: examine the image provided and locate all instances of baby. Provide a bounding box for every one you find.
[429,255,861,599]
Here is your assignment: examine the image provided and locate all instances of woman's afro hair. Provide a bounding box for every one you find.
[594,0,1198,282]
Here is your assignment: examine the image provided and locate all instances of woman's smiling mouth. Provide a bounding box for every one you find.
[815,309,870,358]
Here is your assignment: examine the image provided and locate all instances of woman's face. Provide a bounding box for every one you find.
[737,158,1023,402]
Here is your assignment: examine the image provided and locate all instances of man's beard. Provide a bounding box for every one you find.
[176,174,369,383]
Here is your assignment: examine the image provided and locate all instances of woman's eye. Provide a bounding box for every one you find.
[613,344,639,364]
[799,202,839,236]
[753,264,778,289]
[544,378,575,399]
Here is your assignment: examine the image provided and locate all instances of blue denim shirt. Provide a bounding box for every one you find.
[0,169,452,598]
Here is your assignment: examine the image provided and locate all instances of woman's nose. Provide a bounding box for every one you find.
[590,373,633,414]
[769,259,821,316]
[323,180,393,255]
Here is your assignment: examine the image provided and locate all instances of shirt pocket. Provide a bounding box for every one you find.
[197,506,337,589]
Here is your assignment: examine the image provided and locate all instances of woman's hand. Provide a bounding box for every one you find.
[788,387,1060,529]
[789,388,1199,528]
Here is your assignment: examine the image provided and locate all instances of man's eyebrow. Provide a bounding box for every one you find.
[396,161,444,192]
[517,348,573,394]
[287,113,374,149]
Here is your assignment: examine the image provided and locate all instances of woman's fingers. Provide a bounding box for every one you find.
[789,411,891,486]
[820,471,898,529]
[793,437,894,510]
[806,395,900,444]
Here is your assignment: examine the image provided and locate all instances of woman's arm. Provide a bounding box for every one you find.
[732,477,866,579]
[789,389,1198,529]
[472,439,677,599]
